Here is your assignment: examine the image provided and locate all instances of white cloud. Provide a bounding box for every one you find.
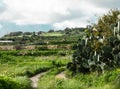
[1,0,72,25]
[53,17,89,29]
[0,0,119,29]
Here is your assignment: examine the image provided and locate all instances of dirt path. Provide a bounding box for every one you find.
[30,71,66,88]
[30,72,47,88]
[55,71,66,79]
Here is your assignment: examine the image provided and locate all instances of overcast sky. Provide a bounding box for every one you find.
[0,0,120,36]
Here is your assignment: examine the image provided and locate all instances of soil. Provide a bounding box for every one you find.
[30,72,47,88]
[55,72,66,79]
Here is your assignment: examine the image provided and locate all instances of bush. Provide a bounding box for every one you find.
[68,11,120,74]
[0,76,32,89]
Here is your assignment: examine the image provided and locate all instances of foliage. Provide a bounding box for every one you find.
[5,31,23,36]
[1,27,84,46]
[113,74,120,89]
[37,67,65,89]
[38,68,120,89]
[0,52,70,88]
[0,53,70,77]
[0,50,61,57]
[0,76,32,89]
[95,9,120,38]
[67,9,120,74]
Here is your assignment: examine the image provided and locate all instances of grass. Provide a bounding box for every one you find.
[37,68,120,89]
[0,55,71,77]
[37,67,65,89]
[0,50,120,89]
[41,32,64,36]
[0,50,71,89]
[0,75,32,89]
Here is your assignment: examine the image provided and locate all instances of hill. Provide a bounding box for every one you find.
[0,27,85,50]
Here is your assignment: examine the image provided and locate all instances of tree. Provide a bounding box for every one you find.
[9,31,23,36]
[92,9,120,51]
[23,32,32,35]
[95,9,120,38]
[48,29,54,33]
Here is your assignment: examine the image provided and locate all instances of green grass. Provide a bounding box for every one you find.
[0,75,32,89]
[0,55,70,77]
[37,67,65,89]
[1,50,120,89]
[37,68,120,89]
[0,51,71,89]
[41,32,64,36]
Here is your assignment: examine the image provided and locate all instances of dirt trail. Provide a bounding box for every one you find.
[30,71,66,88]
[30,72,47,88]
[55,71,66,79]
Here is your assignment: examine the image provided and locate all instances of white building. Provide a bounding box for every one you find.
[0,40,13,43]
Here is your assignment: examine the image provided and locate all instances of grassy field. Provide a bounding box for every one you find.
[0,49,71,89]
[41,32,64,36]
[0,49,120,89]
[37,68,120,89]
[0,34,120,89]
[0,54,71,76]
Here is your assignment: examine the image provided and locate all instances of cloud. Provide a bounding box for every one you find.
[88,0,120,8]
[1,0,72,25]
[0,0,119,30]
[0,24,3,29]
[0,0,6,13]
[53,17,89,29]
[0,0,106,23]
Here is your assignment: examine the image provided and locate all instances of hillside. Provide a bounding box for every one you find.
[0,27,85,50]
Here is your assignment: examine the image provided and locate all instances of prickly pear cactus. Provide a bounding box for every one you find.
[68,21,120,74]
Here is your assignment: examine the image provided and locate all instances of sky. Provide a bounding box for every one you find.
[0,0,120,37]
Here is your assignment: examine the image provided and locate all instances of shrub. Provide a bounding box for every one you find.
[0,76,32,89]
[67,10,120,74]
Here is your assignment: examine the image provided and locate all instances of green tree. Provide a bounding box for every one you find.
[95,9,120,38]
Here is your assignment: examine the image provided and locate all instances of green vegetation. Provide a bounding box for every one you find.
[0,9,120,89]
[41,32,64,36]
[37,67,120,89]
[0,49,71,89]
[67,9,120,74]
[0,54,70,76]
[0,76,32,89]
[37,67,65,89]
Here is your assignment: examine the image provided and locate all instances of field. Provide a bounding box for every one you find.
[0,27,120,89]
[0,49,71,89]
[0,49,120,89]
[37,69,120,89]
[41,32,64,36]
